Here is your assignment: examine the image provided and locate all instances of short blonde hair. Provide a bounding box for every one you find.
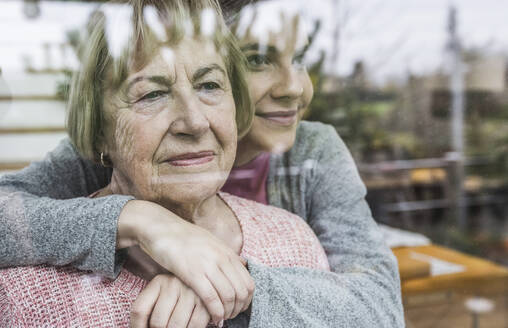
[67,0,253,162]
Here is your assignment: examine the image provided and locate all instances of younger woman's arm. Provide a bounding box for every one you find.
[226,261,404,328]
[0,138,131,277]
[306,124,403,327]
[263,122,404,327]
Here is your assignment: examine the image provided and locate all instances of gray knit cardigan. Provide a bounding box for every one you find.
[0,121,404,327]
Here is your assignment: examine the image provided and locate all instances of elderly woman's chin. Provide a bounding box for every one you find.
[150,162,230,205]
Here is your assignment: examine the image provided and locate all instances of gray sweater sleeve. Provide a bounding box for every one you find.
[0,138,133,278]
[259,121,404,327]
[306,124,404,326]
[234,262,393,328]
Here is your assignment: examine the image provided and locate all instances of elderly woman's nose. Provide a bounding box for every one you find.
[270,65,304,101]
[169,99,210,137]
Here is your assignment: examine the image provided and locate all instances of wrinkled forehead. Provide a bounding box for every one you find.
[98,2,229,88]
[126,37,226,80]
[233,0,310,52]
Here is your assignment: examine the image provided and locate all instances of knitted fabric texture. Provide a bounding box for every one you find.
[0,193,329,327]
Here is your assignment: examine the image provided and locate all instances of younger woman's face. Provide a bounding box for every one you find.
[235,15,314,164]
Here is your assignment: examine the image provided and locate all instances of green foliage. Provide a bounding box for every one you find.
[305,78,425,161]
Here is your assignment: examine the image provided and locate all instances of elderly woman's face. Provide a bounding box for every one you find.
[103,37,237,206]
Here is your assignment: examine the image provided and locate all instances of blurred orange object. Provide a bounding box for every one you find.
[396,253,431,281]
[410,168,447,184]
[393,245,508,328]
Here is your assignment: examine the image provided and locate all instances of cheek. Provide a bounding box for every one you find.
[247,73,271,104]
[112,113,136,163]
[111,112,160,167]
[302,73,314,106]
[247,117,297,153]
[224,101,238,147]
[213,98,238,157]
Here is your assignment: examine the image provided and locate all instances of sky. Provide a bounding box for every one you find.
[299,0,508,82]
[0,0,507,84]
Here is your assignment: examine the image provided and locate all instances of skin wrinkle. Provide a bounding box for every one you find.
[110,109,169,202]
[109,111,139,193]
[113,111,136,164]
[126,76,174,94]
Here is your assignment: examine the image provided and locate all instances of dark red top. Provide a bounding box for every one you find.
[221,152,270,205]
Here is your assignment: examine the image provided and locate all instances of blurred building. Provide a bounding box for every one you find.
[431,54,506,92]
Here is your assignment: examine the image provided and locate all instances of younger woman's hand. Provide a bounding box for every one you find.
[117,200,255,324]
[130,274,211,328]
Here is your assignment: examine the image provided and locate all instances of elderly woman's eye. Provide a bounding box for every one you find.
[138,90,167,102]
[199,82,221,91]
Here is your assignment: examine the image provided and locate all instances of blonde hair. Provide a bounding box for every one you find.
[67,0,253,162]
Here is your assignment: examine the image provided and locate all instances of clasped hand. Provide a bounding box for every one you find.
[117,200,255,327]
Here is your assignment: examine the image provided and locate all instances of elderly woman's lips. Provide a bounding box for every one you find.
[256,110,298,126]
[166,151,215,166]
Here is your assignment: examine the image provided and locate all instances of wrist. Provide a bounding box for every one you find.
[116,200,149,249]
[116,200,183,250]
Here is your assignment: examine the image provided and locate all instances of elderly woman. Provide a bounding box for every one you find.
[0,0,404,327]
[0,0,330,327]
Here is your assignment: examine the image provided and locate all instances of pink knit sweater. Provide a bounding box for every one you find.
[0,193,329,327]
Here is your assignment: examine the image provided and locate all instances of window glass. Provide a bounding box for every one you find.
[1,1,507,326]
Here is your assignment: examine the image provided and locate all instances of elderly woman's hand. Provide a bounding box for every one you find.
[130,273,211,328]
[117,200,255,324]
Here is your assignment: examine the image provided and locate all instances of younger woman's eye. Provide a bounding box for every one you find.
[138,90,167,102]
[246,54,270,68]
[292,53,306,68]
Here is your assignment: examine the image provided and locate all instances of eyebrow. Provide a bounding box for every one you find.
[192,64,227,81]
[126,75,173,93]
[296,43,310,57]
[240,42,309,57]
[240,43,278,54]
[125,64,226,92]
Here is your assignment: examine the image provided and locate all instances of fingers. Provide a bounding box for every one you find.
[131,274,214,328]
[187,256,253,321]
[130,277,161,328]
[185,275,224,324]
[166,288,196,328]
[149,280,179,328]
[220,261,248,319]
[187,301,211,328]
[232,258,255,312]
[206,269,236,320]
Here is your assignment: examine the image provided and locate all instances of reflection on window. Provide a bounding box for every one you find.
[1,0,508,327]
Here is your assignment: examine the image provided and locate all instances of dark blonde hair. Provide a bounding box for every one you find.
[67,0,253,162]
